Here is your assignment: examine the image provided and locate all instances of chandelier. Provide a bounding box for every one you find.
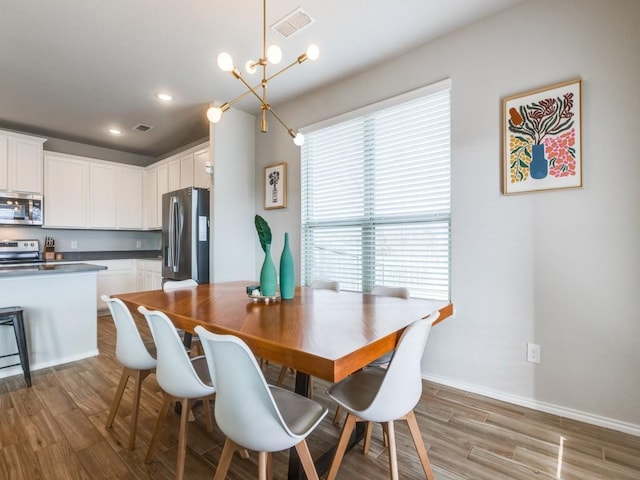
[206,0,319,146]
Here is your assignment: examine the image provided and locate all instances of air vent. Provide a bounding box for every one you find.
[133,124,153,132]
[271,8,315,39]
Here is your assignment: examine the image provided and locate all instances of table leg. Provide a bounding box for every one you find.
[288,371,364,480]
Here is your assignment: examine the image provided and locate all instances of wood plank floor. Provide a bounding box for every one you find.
[0,314,638,479]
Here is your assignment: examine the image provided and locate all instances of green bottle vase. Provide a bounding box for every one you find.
[260,244,277,296]
[279,233,295,299]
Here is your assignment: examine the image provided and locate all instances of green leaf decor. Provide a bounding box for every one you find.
[254,215,272,253]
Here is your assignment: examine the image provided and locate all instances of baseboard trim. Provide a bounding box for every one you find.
[422,373,640,437]
[0,350,100,381]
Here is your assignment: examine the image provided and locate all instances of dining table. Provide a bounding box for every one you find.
[115,280,453,479]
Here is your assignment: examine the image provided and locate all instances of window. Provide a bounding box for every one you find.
[301,80,451,301]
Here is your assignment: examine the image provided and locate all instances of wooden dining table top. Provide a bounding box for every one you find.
[116,281,453,384]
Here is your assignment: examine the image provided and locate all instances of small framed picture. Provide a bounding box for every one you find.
[264,162,287,209]
[502,78,582,195]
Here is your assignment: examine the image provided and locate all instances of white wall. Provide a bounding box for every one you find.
[210,108,257,282]
[255,0,640,434]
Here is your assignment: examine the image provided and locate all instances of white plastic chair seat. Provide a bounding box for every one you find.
[162,279,199,290]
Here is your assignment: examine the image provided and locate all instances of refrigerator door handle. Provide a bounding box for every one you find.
[171,195,181,273]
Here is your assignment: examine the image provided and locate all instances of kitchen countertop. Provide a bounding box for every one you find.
[51,250,162,262]
[0,263,107,277]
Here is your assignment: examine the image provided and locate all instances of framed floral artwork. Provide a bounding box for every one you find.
[264,162,287,209]
[502,79,582,194]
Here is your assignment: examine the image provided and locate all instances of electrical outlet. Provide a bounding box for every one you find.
[71,241,78,250]
[136,240,142,249]
[527,343,541,364]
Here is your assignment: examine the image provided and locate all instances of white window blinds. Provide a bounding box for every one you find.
[301,81,451,301]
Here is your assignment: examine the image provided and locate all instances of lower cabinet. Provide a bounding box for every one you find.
[136,259,162,292]
[91,260,136,310]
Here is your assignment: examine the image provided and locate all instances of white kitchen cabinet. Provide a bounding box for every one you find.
[157,163,168,228]
[144,167,159,229]
[44,153,88,228]
[179,154,194,189]
[92,260,136,310]
[0,130,46,194]
[136,259,162,291]
[167,159,181,192]
[45,153,144,230]
[89,163,118,228]
[193,148,212,189]
[118,167,143,229]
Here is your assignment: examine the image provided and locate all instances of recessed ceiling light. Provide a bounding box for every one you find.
[108,128,122,135]
[156,93,173,101]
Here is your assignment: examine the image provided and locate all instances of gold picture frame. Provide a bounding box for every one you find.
[264,162,287,209]
[502,78,582,194]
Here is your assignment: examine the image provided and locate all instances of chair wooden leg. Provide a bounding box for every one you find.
[332,405,344,426]
[176,398,191,480]
[128,369,152,450]
[214,438,237,480]
[202,395,215,432]
[266,451,273,480]
[106,368,130,428]
[145,393,172,463]
[382,422,389,447]
[277,365,288,385]
[258,451,268,480]
[385,421,398,480]
[405,410,435,480]
[295,440,319,480]
[363,421,373,454]
[326,412,357,480]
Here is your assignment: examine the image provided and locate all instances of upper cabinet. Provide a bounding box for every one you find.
[0,130,46,194]
[44,153,88,228]
[44,152,143,230]
[144,142,210,230]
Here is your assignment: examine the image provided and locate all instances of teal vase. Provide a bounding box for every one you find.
[260,244,277,296]
[279,233,295,299]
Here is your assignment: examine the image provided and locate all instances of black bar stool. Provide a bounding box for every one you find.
[0,306,31,387]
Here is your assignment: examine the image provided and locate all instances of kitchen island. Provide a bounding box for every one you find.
[0,263,106,381]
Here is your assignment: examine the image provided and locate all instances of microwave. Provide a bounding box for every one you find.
[0,192,43,225]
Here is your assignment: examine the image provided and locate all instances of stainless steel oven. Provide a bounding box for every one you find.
[0,192,43,225]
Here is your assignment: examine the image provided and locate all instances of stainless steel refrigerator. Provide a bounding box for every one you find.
[162,187,210,283]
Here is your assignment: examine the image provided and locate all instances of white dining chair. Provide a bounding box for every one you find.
[195,325,328,480]
[138,306,216,480]
[162,279,203,356]
[277,280,341,389]
[102,295,157,450]
[326,312,440,480]
[333,284,410,426]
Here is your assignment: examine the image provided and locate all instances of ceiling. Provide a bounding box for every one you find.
[0,0,523,158]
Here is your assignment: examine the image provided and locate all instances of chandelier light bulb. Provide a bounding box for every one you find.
[306,44,320,61]
[293,132,305,146]
[267,45,282,64]
[206,106,223,123]
[245,60,257,74]
[217,52,234,72]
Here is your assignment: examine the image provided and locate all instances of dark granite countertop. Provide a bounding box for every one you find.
[0,263,107,277]
[49,250,162,262]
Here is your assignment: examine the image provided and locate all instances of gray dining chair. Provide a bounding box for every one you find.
[326,312,440,480]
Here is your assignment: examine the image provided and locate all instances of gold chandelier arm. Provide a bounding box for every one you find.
[234,70,271,107]
[265,105,294,133]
